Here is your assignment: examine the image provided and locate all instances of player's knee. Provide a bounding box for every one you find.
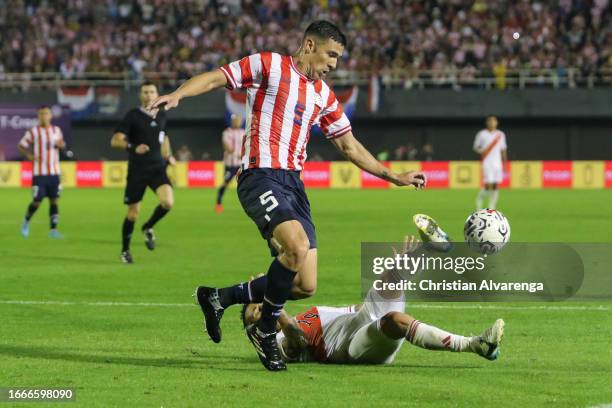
[282,237,310,270]
[160,197,173,210]
[127,207,139,220]
[379,312,408,340]
[293,282,316,298]
[31,201,41,208]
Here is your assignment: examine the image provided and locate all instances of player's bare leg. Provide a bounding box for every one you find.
[289,248,317,299]
[379,311,504,360]
[21,200,42,238]
[141,184,174,250]
[244,220,310,371]
[121,202,140,263]
[48,197,63,238]
[194,232,315,349]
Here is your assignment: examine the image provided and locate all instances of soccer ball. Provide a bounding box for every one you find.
[464,209,511,255]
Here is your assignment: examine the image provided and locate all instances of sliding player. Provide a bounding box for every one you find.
[152,20,426,371]
[242,235,505,365]
[19,106,66,238]
[215,114,244,213]
[473,116,507,209]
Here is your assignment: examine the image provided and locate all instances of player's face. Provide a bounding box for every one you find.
[140,85,159,106]
[305,38,344,80]
[38,108,52,126]
[244,304,262,326]
[486,117,498,130]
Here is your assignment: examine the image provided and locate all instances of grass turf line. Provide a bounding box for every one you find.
[0,188,611,407]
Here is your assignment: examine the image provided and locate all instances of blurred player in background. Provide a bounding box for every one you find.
[111,82,176,264]
[151,20,426,371]
[473,116,507,209]
[215,114,244,213]
[18,106,66,239]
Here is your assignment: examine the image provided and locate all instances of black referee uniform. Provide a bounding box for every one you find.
[116,107,173,262]
[116,107,171,204]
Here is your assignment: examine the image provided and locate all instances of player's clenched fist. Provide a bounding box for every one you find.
[395,171,427,189]
[135,144,150,154]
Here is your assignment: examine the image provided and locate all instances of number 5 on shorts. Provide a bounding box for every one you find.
[259,190,278,222]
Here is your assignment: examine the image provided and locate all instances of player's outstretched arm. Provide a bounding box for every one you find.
[278,310,308,361]
[331,131,426,188]
[148,70,228,112]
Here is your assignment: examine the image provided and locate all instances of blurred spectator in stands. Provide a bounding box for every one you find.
[0,0,609,84]
[309,152,324,162]
[419,143,435,162]
[201,151,211,160]
[176,144,193,162]
[376,150,390,161]
[406,143,418,161]
[493,58,508,90]
[393,145,407,161]
[602,56,612,83]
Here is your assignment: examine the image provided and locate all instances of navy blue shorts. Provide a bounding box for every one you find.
[223,165,240,184]
[237,168,316,256]
[32,175,61,201]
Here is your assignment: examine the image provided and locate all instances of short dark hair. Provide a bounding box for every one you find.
[140,81,157,89]
[38,105,51,111]
[304,20,346,47]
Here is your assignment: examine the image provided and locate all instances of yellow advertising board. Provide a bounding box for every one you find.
[167,162,188,187]
[59,162,76,187]
[1,161,609,190]
[511,161,542,189]
[214,162,238,188]
[389,161,421,189]
[102,161,128,187]
[449,161,480,189]
[330,161,360,188]
[0,162,21,187]
[572,161,604,189]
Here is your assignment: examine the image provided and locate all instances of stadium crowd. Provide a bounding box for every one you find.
[0,0,610,83]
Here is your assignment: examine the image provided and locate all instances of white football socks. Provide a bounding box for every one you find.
[489,190,499,209]
[406,320,472,352]
[476,189,488,209]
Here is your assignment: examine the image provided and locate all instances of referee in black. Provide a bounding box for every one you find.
[111,82,176,264]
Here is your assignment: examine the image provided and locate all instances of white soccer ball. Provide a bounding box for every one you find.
[464,209,511,255]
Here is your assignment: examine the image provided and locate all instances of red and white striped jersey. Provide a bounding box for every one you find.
[19,126,63,176]
[220,52,352,171]
[222,127,245,167]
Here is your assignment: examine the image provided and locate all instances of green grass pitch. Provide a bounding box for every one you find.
[0,187,610,407]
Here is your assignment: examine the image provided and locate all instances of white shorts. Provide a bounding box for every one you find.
[323,288,405,364]
[482,165,503,184]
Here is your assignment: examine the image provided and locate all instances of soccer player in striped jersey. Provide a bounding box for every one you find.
[151,20,426,371]
[215,114,245,213]
[473,116,508,209]
[18,106,66,238]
